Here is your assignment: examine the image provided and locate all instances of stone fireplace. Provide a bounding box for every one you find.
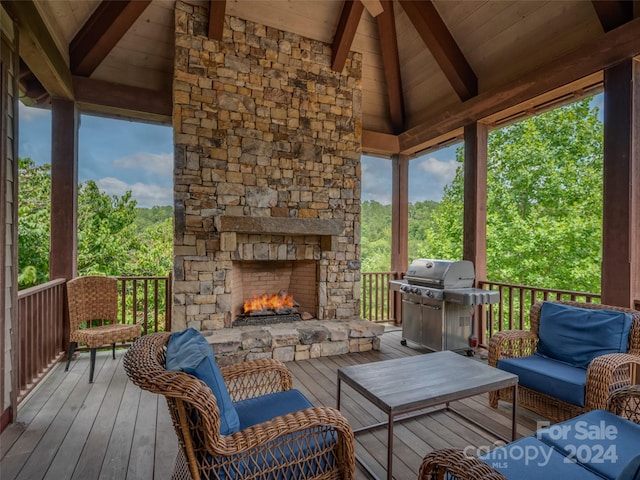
[172,2,363,334]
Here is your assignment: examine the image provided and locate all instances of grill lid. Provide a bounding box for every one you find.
[405,259,475,289]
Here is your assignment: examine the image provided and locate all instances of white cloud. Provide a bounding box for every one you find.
[416,156,458,182]
[96,177,173,208]
[113,152,173,177]
[19,102,50,122]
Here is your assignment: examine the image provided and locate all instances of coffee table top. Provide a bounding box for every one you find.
[338,350,518,414]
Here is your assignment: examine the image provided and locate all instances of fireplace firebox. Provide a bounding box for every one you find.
[231,260,317,324]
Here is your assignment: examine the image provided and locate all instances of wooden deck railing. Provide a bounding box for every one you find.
[16,279,67,401]
[478,280,601,345]
[15,275,171,404]
[361,271,400,323]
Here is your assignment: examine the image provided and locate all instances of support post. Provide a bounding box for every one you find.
[463,122,488,343]
[601,58,640,308]
[50,99,78,350]
[391,154,409,324]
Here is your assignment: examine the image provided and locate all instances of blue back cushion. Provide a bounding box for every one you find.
[537,302,632,368]
[166,328,240,435]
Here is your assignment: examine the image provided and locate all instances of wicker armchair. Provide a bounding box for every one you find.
[419,385,640,480]
[123,332,355,480]
[488,300,640,423]
[66,276,141,382]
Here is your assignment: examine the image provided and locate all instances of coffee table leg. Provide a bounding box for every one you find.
[512,384,518,441]
[337,378,342,410]
[387,413,394,480]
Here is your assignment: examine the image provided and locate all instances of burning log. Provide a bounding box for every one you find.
[243,290,299,316]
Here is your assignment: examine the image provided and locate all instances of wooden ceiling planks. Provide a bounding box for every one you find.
[69,0,152,77]
[399,0,477,101]
[591,0,635,32]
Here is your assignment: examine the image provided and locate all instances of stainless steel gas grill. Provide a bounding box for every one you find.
[389,259,499,355]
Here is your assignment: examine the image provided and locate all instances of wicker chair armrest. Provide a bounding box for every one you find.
[488,330,538,367]
[221,358,293,401]
[419,448,508,480]
[606,385,640,424]
[586,353,640,411]
[218,406,354,461]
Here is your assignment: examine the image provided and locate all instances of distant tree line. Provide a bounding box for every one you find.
[18,158,173,288]
[361,98,602,294]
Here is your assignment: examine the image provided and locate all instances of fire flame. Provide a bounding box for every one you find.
[244,292,294,313]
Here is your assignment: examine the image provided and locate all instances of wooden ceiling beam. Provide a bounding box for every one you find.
[331,0,365,72]
[73,76,172,123]
[592,0,634,32]
[362,130,399,156]
[399,0,477,101]
[377,0,405,133]
[399,16,640,154]
[208,0,227,41]
[70,0,151,77]
[2,0,73,99]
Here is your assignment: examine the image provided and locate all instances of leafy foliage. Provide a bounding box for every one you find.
[17,160,173,288]
[362,99,603,293]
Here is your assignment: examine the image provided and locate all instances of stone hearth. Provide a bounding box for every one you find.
[204,319,385,367]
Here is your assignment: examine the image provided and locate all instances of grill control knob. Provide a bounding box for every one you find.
[424,290,433,298]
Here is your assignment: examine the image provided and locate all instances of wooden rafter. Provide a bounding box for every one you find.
[399,0,477,101]
[398,16,640,154]
[592,0,634,32]
[2,0,73,99]
[70,0,151,77]
[331,0,364,72]
[209,0,227,41]
[376,0,405,133]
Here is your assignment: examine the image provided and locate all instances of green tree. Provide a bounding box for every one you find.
[422,99,603,292]
[18,158,51,287]
[17,160,173,288]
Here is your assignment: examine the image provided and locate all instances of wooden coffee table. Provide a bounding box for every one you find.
[337,350,518,480]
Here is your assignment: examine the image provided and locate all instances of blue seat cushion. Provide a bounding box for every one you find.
[497,354,587,406]
[235,389,313,430]
[536,409,640,480]
[537,302,632,368]
[478,436,605,480]
[206,390,338,479]
[166,328,240,435]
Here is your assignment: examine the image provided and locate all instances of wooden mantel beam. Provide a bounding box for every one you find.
[70,0,151,77]
[399,16,640,154]
[399,0,477,101]
[377,0,405,133]
[2,0,74,99]
[331,0,365,72]
[208,0,226,41]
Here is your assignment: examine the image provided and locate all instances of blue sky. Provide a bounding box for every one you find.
[19,93,603,208]
[19,103,174,208]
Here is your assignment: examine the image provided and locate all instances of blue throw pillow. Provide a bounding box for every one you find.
[166,328,240,435]
[537,302,632,368]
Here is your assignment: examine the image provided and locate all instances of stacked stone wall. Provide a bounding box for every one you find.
[172,1,363,331]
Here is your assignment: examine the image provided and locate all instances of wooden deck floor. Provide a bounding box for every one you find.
[1,328,545,480]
